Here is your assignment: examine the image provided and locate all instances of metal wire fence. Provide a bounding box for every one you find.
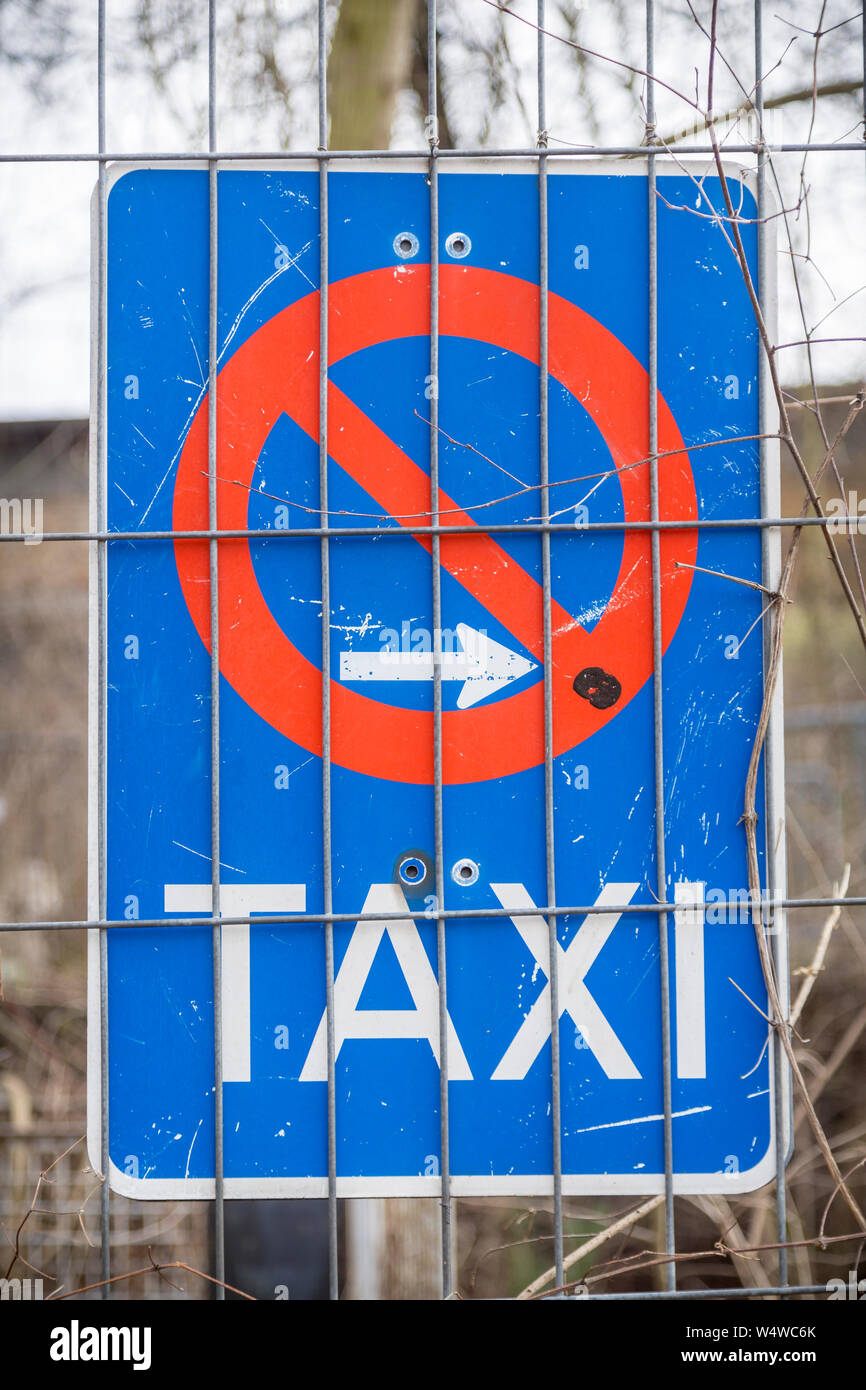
[1,0,865,1302]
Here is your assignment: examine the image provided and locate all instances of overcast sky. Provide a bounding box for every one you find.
[0,0,863,421]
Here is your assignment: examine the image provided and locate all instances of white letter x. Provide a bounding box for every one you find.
[491,882,641,1081]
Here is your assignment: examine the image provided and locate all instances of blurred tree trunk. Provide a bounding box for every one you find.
[328,0,420,149]
[345,1197,444,1300]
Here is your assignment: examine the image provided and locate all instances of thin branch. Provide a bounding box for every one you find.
[537,1228,866,1298]
[674,561,785,600]
[205,431,774,524]
[3,1137,85,1282]
[479,0,702,116]
[413,409,528,487]
[820,1159,866,1244]
[47,1259,256,1302]
[703,0,866,1230]
[515,1195,665,1300]
[729,976,773,1024]
[688,1195,773,1290]
[789,864,851,1030]
[784,392,864,409]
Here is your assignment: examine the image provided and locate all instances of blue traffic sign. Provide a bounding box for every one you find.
[90,160,788,1197]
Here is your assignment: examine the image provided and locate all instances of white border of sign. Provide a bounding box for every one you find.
[88,157,789,1198]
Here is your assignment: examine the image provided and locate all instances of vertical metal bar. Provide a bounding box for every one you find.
[207,0,226,1300]
[427,0,453,1299]
[646,0,676,1291]
[96,0,110,1300]
[318,0,339,1302]
[536,0,563,1294]
[755,0,788,1290]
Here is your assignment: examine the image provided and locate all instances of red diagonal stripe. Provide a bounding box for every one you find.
[327,382,575,664]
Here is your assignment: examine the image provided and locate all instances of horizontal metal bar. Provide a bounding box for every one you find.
[556,1284,830,1301]
[1,893,862,933]
[0,514,852,543]
[0,143,863,164]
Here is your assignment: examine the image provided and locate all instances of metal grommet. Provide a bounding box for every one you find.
[398,854,427,887]
[451,857,480,887]
[393,231,419,260]
[445,232,471,260]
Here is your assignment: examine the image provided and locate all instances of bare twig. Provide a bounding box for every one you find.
[480,0,702,116]
[515,1195,665,1300]
[537,1227,866,1298]
[674,560,786,600]
[700,0,866,1231]
[688,1195,773,1290]
[205,431,774,524]
[790,864,851,1030]
[819,1159,866,1244]
[47,1259,256,1302]
[3,1136,85,1282]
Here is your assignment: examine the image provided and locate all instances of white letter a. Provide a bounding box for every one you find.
[300,884,472,1080]
[49,1328,70,1362]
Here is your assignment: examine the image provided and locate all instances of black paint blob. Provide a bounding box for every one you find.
[573,666,622,710]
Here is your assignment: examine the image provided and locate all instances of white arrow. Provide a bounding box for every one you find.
[339,622,537,709]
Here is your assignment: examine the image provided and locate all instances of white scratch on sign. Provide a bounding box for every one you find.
[570,1105,712,1135]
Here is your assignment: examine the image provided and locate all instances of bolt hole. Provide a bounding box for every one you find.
[397,854,428,888]
[451,857,480,887]
[393,231,419,260]
[445,231,471,260]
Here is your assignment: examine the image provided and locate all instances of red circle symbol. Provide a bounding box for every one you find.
[173,265,698,785]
